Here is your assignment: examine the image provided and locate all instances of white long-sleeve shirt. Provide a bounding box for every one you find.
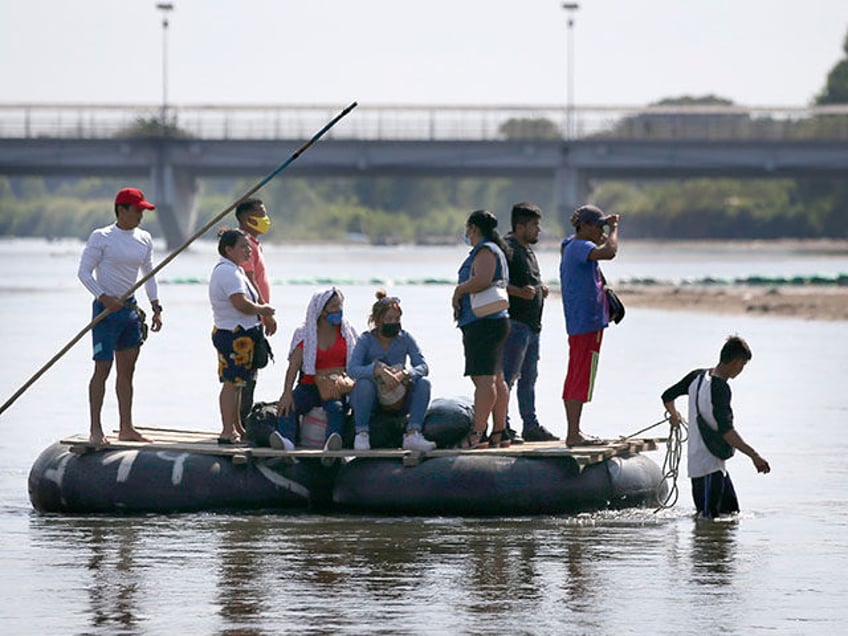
[78,223,159,303]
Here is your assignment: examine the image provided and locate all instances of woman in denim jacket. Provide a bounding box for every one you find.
[348,291,435,453]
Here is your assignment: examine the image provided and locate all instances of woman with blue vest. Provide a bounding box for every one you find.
[451,209,512,449]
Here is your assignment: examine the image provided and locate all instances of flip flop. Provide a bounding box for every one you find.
[217,435,242,445]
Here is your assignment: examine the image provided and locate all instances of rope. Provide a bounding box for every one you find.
[619,416,670,441]
[618,413,686,512]
[654,414,687,512]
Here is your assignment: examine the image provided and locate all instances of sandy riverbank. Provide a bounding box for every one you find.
[615,284,848,321]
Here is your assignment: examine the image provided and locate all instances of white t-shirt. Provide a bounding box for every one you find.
[686,371,728,479]
[77,223,158,302]
[208,257,261,331]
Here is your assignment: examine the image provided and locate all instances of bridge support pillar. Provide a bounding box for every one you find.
[151,159,200,251]
[554,158,589,230]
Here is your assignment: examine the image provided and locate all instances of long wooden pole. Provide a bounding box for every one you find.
[0,101,358,417]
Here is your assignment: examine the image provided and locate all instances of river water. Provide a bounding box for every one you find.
[1,238,847,634]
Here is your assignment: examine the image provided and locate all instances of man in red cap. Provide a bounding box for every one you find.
[78,187,164,445]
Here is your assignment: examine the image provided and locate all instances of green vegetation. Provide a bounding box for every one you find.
[3,170,843,243]
[117,116,193,138]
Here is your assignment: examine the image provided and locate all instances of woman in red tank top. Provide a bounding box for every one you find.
[271,288,358,454]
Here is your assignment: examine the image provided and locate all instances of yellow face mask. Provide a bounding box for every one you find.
[246,214,271,235]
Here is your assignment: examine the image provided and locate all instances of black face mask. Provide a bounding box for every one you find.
[380,323,401,338]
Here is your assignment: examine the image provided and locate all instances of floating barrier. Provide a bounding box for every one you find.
[161,273,848,288]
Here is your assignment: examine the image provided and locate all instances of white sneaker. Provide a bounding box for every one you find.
[403,430,436,452]
[354,431,371,451]
[269,431,295,451]
[322,432,343,466]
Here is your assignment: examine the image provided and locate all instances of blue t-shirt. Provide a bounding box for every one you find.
[559,236,608,335]
[456,241,509,328]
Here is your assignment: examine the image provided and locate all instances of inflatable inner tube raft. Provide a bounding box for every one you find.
[28,442,335,514]
[333,453,665,516]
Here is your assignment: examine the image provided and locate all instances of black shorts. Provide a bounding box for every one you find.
[461,317,509,377]
[691,470,739,518]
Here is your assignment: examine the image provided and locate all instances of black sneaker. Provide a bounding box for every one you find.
[504,426,524,445]
[523,426,560,442]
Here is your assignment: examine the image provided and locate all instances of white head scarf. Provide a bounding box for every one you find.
[289,286,358,375]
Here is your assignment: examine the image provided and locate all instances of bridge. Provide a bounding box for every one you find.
[2,103,848,248]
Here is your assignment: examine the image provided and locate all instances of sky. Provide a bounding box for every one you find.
[0,0,846,108]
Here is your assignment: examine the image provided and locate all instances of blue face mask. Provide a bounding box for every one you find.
[325,310,343,326]
[464,234,472,246]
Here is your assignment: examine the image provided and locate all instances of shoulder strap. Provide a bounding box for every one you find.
[695,370,710,421]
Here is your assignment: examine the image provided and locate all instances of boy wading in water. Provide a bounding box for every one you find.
[661,336,771,518]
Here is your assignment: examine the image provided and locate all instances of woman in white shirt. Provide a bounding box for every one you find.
[209,229,275,444]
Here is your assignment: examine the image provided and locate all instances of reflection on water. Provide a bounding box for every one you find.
[29,511,690,634]
[215,518,270,634]
[690,518,737,587]
[19,496,848,634]
[84,522,142,632]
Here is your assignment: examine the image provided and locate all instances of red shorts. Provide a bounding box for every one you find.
[562,330,603,402]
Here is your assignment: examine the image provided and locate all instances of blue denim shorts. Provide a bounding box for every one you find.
[91,300,144,361]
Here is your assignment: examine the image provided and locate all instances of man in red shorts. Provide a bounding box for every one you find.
[559,205,620,446]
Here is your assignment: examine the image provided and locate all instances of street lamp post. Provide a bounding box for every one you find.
[156,2,174,132]
[562,3,580,140]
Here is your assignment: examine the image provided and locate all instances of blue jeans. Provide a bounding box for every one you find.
[502,320,540,434]
[276,383,346,444]
[350,376,432,434]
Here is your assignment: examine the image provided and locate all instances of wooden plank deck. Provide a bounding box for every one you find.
[60,427,665,469]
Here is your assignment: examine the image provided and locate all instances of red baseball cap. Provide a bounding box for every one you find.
[115,187,155,210]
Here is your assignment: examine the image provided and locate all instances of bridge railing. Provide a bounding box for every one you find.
[2,103,848,141]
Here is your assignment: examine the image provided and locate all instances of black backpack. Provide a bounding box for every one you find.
[244,401,279,447]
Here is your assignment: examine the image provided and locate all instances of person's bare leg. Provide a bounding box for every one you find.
[219,383,241,440]
[564,398,586,446]
[470,374,496,438]
[234,388,246,437]
[492,373,508,422]
[88,360,112,444]
[114,347,152,442]
[490,373,511,446]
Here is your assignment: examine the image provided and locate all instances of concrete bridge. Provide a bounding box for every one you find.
[2,103,847,248]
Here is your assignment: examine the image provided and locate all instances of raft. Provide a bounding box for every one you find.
[28,427,667,515]
[334,453,664,515]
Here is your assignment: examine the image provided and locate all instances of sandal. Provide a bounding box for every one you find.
[488,427,512,449]
[460,429,486,449]
[217,434,242,445]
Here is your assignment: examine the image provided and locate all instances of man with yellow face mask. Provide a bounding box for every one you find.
[236,198,277,421]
